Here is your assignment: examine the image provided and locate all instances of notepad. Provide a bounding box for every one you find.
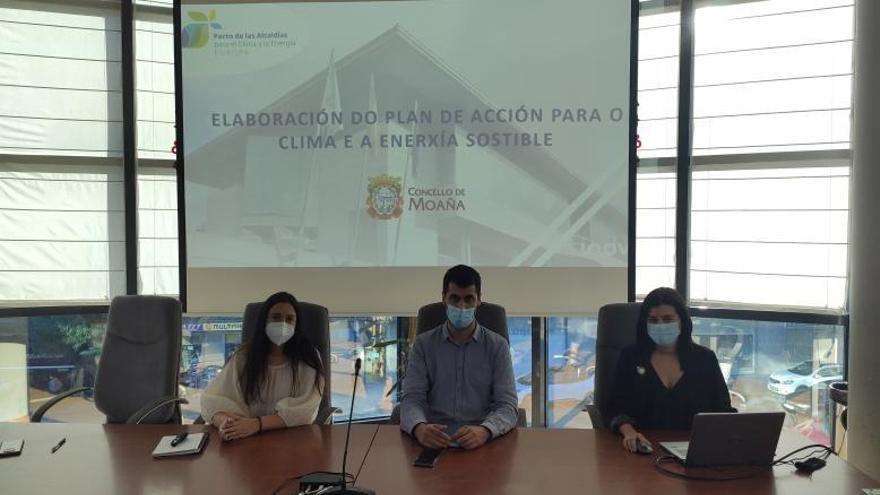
[152,433,208,458]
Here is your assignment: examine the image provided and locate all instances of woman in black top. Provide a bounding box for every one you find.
[607,287,735,453]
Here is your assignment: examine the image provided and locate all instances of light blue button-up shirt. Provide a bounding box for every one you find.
[400,323,519,439]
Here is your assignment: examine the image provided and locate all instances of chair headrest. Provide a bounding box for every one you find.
[416,301,509,341]
[107,296,181,344]
[242,301,328,347]
[597,302,642,350]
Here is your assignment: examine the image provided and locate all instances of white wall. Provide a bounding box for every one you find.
[847,0,880,480]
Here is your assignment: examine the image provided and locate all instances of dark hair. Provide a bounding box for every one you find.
[442,265,482,296]
[239,291,324,406]
[636,287,694,357]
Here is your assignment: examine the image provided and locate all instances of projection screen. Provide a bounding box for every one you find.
[177,0,637,314]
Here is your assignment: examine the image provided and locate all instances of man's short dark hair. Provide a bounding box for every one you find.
[442,265,481,296]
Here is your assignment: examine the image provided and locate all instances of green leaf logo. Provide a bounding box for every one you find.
[183,10,222,48]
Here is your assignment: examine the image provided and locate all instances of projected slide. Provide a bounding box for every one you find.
[183,0,631,269]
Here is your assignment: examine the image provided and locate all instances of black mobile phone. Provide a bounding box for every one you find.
[0,439,24,458]
[413,448,440,468]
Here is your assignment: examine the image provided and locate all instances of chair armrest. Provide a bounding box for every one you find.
[30,387,93,423]
[388,404,401,425]
[314,406,343,425]
[583,404,604,429]
[516,407,528,427]
[126,396,189,424]
[730,391,746,406]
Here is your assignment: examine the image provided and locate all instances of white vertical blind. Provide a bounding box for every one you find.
[0,1,122,157]
[138,168,179,296]
[688,0,853,309]
[690,163,849,309]
[636,170,676,296]
[135,11,175,160]
[693,0,854,154]
[637,9,680,159]
[0,160,126,302]
[135,6,179,297]
[636,5,679,295]
[636,0,854,308]
[0,1,126,303]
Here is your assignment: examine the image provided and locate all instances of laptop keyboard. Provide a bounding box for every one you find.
[661,441,689,459]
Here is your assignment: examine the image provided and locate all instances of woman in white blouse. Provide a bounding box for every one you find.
[201,292,325,441]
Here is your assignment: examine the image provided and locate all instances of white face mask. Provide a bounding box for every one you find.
[265,321,295,346]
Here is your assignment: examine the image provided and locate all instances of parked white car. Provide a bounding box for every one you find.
[767,361,843,396]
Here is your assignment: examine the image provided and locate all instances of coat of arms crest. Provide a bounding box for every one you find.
[366,175,403,220]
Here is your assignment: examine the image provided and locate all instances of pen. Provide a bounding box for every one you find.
[51,437,66,454]
[170,432,189,447]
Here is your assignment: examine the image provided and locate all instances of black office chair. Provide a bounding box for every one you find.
[194,300,336,425]
[31,295,186,424]
[584,302,641,429]
[588,302,748,427]
[389,301,528,428]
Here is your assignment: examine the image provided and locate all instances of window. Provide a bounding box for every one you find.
[138,168,179,296]
[0,1,123,157]
[637,4,680,159]
[547,317,597,428]
[184,314,407,423]
[636,168,677,296]
[0,1,126,303]
[693,0,853,155]
[689,0,853,309]
[509,317,533,425]
[690,163,848,309]
[330,316,399,420]
[693,316,845,446]
[0,161,126,302]
[0,312,107,423]
[135,9,175,160]
[636,3,680,296]
[179,314,243,422]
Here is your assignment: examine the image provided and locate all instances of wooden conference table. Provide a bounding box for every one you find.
[1,422,877,495]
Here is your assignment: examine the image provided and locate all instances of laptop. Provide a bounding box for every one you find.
[660,412,785,467]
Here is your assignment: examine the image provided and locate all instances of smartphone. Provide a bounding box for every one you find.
[413,448,440,468]
[0,440,24,458]
[444,423,461,449]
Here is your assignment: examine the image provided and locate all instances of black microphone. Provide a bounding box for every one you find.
[323,358,375,495]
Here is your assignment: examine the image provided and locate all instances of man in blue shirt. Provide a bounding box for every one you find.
[400,265,519,449]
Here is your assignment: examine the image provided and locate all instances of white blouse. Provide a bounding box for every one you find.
[200,351,323,427]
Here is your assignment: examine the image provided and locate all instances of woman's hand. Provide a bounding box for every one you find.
[219,416,261,441]
[619,423,650,453]
[211,411,235,428]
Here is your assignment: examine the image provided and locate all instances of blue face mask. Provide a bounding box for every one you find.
[647,321,680,347]
[446,305,476,330]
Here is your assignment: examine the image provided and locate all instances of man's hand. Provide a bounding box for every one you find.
[219,416,260,441]
[413,423,452,449]
[452,425,491,450]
